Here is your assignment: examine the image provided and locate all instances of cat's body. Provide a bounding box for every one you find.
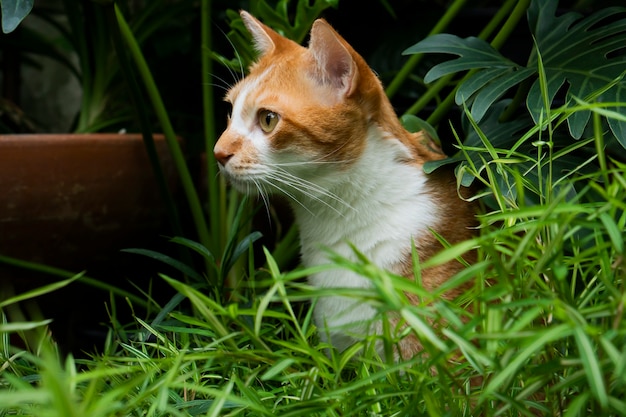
[214,11,476,358]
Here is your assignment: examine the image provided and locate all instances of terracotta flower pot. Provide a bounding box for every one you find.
[0,133,178,271]
[0,133,183,352]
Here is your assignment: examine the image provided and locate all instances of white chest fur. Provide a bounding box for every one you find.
[290,130,439,351]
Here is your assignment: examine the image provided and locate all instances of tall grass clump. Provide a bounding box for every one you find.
[1,0,625,416]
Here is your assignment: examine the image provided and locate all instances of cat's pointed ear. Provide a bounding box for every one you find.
[240,11,279,55]
[308,19,358,97]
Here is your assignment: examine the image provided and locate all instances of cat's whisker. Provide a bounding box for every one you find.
[268,158,355,167]
[264,170,350,217]
[234,50,245,82]
[216,55,242,86]
[204,73,235,92]
[318,139,355,162]
[215,24,245,84]
[272,167,354,212]
[204,83,230,93]
[253,178,273,222]
[260,174,316,216]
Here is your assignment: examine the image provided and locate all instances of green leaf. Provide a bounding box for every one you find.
[169,236,216,265]
[573,326,608,409]
[224,231,263,274]
[404,34,534,124]
[161,275,237,349]
[400,114,440,143]
[121,248,205,282]
[260,358,296,381]
[462,67,534,122]
[0,273,82,309]
[599,212,624,253]
[1,0,33,33]
[405,0,626,147]
[0,320,53,332]
[401,308,447,351]
[526,1,626,144]
[404,34,518,84]
[484,324,572,398]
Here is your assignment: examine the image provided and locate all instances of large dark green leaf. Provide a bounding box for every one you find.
[526,1,626,147]
[406,34,518,83]
[404,0,626,149]
[1,0,33,33]
[404,34,534,124]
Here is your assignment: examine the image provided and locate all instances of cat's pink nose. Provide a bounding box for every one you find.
[214,149,234,166]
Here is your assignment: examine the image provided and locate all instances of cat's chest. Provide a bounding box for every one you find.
[294,172,439,285]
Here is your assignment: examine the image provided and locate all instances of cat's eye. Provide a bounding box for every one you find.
[258,109,279,133]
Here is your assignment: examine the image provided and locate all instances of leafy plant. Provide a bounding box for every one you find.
[403,0,626,148]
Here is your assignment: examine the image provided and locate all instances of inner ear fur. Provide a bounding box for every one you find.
[308,19,358,96]
[240,10,280,55]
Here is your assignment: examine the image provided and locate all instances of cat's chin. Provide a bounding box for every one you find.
[224,177,256,195]
[220,173,265,197]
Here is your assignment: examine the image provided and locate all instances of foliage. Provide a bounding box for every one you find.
[401,0,626,193]
[405,0,626,146]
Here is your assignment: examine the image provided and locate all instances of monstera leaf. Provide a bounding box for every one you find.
[404,0,626,148]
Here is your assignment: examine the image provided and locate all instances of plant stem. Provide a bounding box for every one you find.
[424,82,461,126]
[86,6,108,132]
[385,0,468,99]
[201,0,227,260]
[404,73,453,118]
[490,0,531,51]
[114,5,212,273]
[593,111,609,185]
[105,4,184,241]
[62,0,91,132]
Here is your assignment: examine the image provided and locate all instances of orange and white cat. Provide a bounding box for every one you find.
[214,11,476,358]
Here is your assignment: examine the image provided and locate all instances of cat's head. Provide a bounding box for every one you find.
[213,11,416,198]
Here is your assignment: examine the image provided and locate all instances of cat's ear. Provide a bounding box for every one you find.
[240,10,280,55]
[308,19,358,97]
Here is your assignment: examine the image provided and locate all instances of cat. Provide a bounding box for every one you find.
[213,11,476,359]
